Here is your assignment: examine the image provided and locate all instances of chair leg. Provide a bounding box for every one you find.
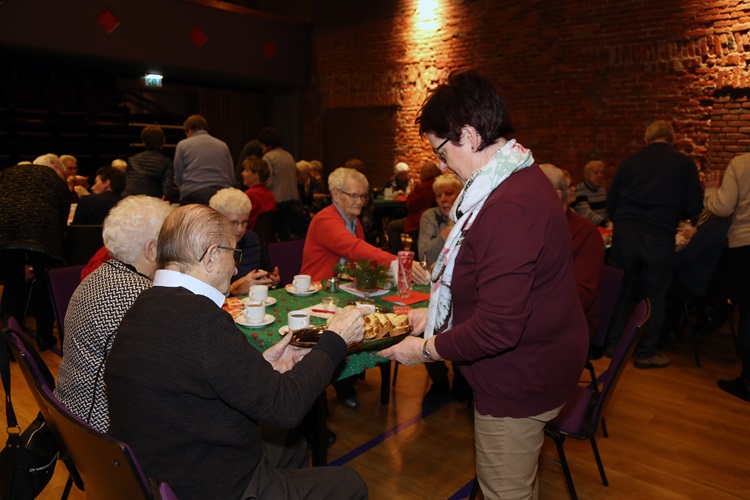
[727,302,740,355]
[61,474,74,499]
[547,432,578,500]
[589,436,609,487]
[600,416,608,438]
[690,318,704,367]
[392,361,399,387]
[468,475,480,500]
[21,278,36,327]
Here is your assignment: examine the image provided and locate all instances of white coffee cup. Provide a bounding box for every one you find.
[287,310,311,330]
[250,284,269,303]
[243,301,266,324]
[292,274,311,292]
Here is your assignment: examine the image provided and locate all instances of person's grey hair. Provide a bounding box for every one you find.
[103,196,173,264]
[433,173,463,193]
[59,155,77,165]
[539,164,568,205]
[34,154,65,177]
[394,162,409,174]
[157,205,234,272]
[209,187,252,217]
[328,167,368,192]
[644,120,675,144]
[583,160,605,175]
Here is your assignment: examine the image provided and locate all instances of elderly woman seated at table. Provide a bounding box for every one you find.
[301,167,429,409]
[209,188,280,296]
[54,195,173,432]
[301,167,430,284]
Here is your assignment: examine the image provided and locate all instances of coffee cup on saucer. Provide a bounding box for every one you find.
[292,274,311,293]
[250,284,269,303]
[243,301,266,324]
[287,310,311,330]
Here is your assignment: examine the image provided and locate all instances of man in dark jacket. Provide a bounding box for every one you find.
[606,120,704,368]
[123,125,176,200]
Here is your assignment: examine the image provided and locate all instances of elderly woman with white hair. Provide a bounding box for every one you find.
[54,195,172,432]
[384,161,413,197]
[209,187,280,296]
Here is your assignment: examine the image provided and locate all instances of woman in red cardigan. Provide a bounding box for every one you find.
[300,167,429,284]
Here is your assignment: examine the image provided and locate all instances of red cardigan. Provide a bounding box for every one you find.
[434,166,588,419]
[300,204,395,281]
[245,184,277,230]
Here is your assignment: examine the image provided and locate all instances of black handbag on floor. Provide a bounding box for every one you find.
[0,330,58,500]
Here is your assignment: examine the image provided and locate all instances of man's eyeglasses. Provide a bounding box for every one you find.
[198,245,243,265]
[433,138,451,163]
[339,190,368,202]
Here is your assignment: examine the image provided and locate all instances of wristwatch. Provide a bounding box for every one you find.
[422,339,432,360]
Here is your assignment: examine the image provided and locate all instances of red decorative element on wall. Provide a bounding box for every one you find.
[95,8,120,34]
[190,26,208,48]
[263,40,278,60]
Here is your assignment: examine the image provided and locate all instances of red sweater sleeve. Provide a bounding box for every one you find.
[80,246,110,280]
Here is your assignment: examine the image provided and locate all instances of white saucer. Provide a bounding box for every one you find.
[235,314,275,328]
[241,297,277,307]
[285,283,321,296]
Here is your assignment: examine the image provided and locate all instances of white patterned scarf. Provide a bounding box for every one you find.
[424,139,535,339]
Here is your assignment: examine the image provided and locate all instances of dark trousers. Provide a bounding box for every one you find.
[728,245,750,382]
[179,185,224,206]
[0,250,56,340]
[608,228,675,359]
[242,426,367,500]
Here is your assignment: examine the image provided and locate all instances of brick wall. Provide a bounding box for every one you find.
[303,0,750,185]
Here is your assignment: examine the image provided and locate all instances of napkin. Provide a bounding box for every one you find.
[381,291,430,306]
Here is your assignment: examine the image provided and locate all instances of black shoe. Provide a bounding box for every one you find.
[37,335,57,352]
[422,379,450,410]
[326,429,337,448]
[717,378,750,403]
[334,378,359,409]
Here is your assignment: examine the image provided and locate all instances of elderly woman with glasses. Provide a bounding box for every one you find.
[54,195,173,432]
[209,187,280,296]
[380,70,588,500]
[300,167,430,285]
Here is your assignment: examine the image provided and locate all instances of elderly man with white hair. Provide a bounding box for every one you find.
[54,195,173,432]
[209,187,280,296]
[105,204,369,500]
[0,159,70,350]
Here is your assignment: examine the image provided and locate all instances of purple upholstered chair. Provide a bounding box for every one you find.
[267,238,306,286]
[4,323,161,500]
[46,264,85,347]
[543,299,650,500]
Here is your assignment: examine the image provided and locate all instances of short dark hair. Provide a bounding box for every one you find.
[141,125,165,150]
[243,156,271,182]
[416,70,514,152]
[183,114,208,133]
[257,127,282,149]
[96,165,126,194]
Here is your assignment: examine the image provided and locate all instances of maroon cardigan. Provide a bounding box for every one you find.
[567,209,605,337]
[434,165,588,418]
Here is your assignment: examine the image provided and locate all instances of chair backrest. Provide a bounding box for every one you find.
[590,265,626,350]
[593,300,650,423]
[267,239,306,286]
[38,384,155,500]
[253,210,278,246]
[159,482,179,499]
[64,224,103,266]
[46,264,85,345]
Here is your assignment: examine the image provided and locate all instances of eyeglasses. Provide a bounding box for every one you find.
[198,245,243,265]
[339,190,368,202]
[433,138,451,162]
